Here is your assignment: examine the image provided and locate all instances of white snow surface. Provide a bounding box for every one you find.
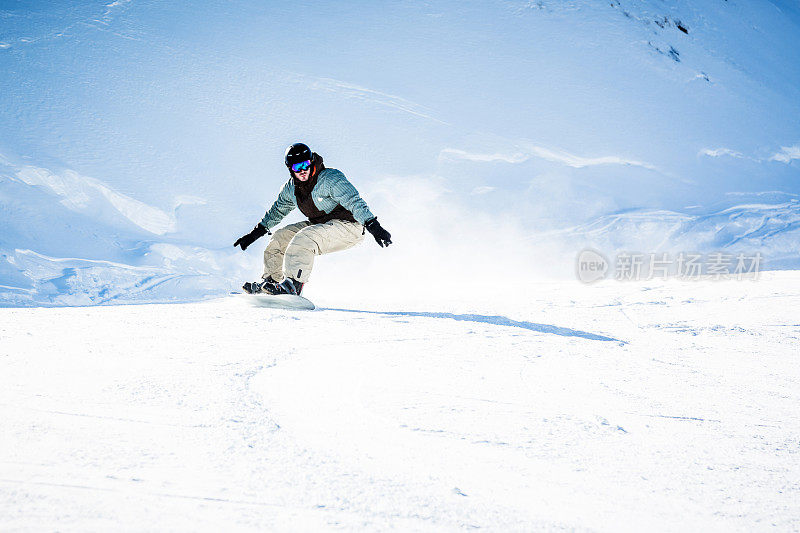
[2,273,799,531]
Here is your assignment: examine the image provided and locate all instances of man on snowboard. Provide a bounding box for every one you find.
[234,142,392,296]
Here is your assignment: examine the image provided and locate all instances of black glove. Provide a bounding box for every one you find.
[364,217,392,248]
[234,224,268,251]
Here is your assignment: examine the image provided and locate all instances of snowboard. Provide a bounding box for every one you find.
[241,292,315,311]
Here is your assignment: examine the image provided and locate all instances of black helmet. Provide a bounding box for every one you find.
[285,143,312,168]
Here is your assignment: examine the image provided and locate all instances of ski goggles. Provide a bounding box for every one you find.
[290,160,311,172]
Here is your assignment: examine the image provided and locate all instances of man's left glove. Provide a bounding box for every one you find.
[234,223,268,251]
[364,217,392,248]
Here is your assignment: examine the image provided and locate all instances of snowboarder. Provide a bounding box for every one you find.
[234,142,392,296]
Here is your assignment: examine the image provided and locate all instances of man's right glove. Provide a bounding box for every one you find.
[234,223,268,251]
[364,217,392,248]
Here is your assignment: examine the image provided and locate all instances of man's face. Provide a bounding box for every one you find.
[291,159,312,181]
[294,168,310,181]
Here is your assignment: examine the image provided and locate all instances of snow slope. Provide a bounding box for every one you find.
[2,273,799,530]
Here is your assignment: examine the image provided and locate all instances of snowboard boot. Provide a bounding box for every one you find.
[276,277,304,296]
[243,276,280,294]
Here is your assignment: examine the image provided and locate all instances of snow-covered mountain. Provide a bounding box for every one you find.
[1,0,798,305]
[533,192,800,270]
[0,157,248,306]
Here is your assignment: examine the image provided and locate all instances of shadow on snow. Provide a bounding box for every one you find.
[320,308,624,343]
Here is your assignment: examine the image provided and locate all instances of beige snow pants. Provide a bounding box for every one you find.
[262,220,365,283]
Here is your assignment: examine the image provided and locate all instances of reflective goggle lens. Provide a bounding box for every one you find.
[291,160,311,172]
